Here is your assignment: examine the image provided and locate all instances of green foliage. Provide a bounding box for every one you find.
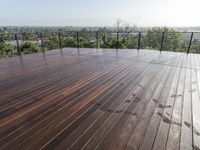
[101,33,126,48]
[0,42,15,58]
[0,36,4,43]
[47,36,59,49]
[1,26,200,58]
[190,42,200,53]
[62,36,95,48]
[62,37,77,47]
[20,42,42,54]
[143,27,182,51]
[124,34,138,49]
[78,37,95,48]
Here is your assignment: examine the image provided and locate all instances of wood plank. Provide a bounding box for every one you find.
[55,54,163,150]
[0,48,199,150]
[180,54,193,150]
[152,54,184,150]
[110,57,172,150]
[165,54,186,150]
[138,54,180,150]
[19,62,140,150]
[119,53,181,150]
[53,61,153,150]
[191,54,200,150]
[0,59,126,118]
[0,60,133,149]
[83,56,168,150]
[44,58,154,150]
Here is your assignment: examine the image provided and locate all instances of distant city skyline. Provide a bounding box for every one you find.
[0,0,200,27]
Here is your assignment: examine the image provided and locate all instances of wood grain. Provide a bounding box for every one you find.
[0,48,200,150]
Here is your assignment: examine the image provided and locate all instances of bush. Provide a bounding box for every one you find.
[79,37,95,48]
[20,42,42,54]
[101,34,126,49]
[0,43,14,58]
[46,36,59,49]
[62,37,77,48]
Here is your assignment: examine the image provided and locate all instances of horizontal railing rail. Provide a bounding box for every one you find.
[1,31,200,58]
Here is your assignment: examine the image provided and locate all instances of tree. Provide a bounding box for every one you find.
[143,27,182,51]
[102,19,137,49]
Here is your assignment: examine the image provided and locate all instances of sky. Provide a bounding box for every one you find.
[0,0,200,27]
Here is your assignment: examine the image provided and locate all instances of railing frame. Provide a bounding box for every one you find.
[138,32,141,50]
[39,33,44,53]
[76,32,79,49]
[116,31,119,51]
[58,32,62,50]
[187,32,193,54]
[1,31,200,57]
[14,34,20,55]
[160,32,165,52]
[96,31,99,49]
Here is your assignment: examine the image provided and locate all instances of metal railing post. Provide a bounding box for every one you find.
[0,34,3,56]
[40,33,44,51]
[138,32,141,50]
[58,32,62,50]
[116,31,119,51]
[15,34,20,55]
[187,32,193,54]
[96,31,99,49]
[76,32,79,49]
[160,32,165,52]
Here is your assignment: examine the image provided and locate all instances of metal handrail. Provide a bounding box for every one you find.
[1,31,200,57]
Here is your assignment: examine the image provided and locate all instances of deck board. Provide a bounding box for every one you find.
[0,48,200,150]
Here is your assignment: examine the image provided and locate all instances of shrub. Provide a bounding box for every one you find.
[0,43,14,58]
[20,42,42,54]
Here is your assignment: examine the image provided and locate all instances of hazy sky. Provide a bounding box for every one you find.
[0,0,200,26]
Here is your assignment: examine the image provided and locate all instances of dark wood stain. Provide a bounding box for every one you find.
[0,48,200,150]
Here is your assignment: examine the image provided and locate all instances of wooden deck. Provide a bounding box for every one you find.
[0,48,200,150]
